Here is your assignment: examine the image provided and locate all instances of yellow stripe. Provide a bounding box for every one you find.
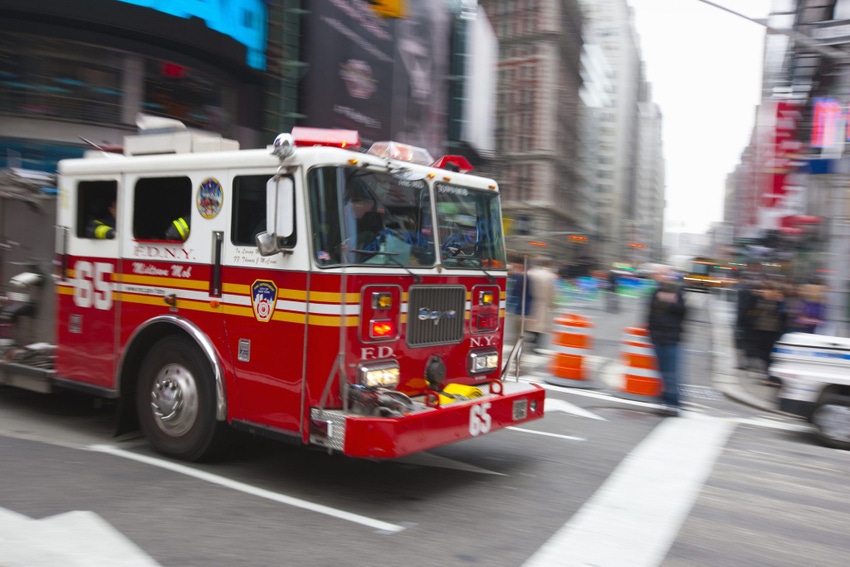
[115,292,221,313]
[309,290,360,303]
[272,311,308,324]
[118,274,208,290]
[308,313,358,327]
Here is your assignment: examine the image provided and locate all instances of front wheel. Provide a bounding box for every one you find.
[137,335,228,461]
[811,394,850,451]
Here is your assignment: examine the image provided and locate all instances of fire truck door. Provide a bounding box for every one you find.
[56,182,121,390]
[221,173,305,434]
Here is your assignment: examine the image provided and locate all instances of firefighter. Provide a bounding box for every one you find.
[165,214,191,241]
[86,199,116,239]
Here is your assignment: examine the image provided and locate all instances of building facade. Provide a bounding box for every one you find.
[480,0,584,260]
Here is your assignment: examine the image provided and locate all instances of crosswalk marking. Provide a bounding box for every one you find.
[523,418,735,567]
[0,509,161,567]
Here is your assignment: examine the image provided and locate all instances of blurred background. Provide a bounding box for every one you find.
[2,0,850,334]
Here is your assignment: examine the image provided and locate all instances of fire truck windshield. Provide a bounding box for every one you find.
[308,168,506,269]
[436,182,506,269]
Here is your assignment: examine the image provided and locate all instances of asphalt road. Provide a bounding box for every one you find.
[1,292,848,567]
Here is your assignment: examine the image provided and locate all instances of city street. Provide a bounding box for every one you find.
[0,292,849,566]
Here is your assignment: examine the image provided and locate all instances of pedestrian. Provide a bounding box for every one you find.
[792,281,826,334]
[525,256,557,354]
[606,269,619,313]
[735,275,758,369]
[646,264,687,417]
[747,281,787,383]
[505,255,532,349]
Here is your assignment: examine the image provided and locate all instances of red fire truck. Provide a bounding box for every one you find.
[0,125,544,461]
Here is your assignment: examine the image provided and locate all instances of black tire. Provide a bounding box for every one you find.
[811,394,850,451]
[137,335,229,461]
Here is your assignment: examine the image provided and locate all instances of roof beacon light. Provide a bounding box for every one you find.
[291,126,360,149]
[432,155,474,173]
[368,141,434,165]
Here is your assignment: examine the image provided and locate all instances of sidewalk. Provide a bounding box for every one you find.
[504,292,787,416]
[707,293,785,415]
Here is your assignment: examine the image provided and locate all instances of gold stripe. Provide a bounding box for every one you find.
[309,290,359,303]
[308,313,358,327]
[115,292,221,313]
[272,311,308,324]
[222,282,248,294]
[117,274,208,290]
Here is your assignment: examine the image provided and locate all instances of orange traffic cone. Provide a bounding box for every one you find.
[544,313,595,388]
[618,327,662,399]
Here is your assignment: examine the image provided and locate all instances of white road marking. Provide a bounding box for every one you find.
[545,397,607,420]
[87,444,405,534]
[539,382,662,409]
[735,417,814,433]
[0,509,161,567]
[507,427,585,442]
[523,418,735,567]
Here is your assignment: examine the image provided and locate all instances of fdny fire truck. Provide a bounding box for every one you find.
[0,124,544,461]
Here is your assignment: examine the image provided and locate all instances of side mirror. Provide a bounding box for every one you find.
[257,176,294,256]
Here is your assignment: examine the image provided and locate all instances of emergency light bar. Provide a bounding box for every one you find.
[291,127,360,149]
[431,155,474,173]
[368,141,434,165]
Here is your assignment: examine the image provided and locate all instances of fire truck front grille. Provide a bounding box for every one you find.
[406,285,465,347]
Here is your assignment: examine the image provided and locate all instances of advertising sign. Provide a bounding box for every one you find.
[300,0,449,157]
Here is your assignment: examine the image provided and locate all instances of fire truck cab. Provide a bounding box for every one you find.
[0,124,544,461]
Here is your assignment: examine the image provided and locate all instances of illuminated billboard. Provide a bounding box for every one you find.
[115,0,267,70]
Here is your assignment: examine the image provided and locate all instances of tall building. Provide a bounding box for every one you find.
[636,99,665,262]
[579,0,644,266]
[480,0,584,260]
[577,43,614,264]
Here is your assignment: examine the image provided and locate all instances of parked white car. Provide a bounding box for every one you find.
[772,332,850,450]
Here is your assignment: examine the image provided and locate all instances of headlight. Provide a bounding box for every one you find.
[357,360,400,389]
[468,349,499,375]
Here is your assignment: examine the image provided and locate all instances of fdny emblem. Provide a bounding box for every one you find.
[251,280,277,322]
[197,178,223,219]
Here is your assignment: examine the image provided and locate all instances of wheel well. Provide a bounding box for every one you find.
[114,323,193,437]
[817,383,850,404]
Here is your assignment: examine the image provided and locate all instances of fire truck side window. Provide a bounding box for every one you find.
[76,180,118,239]
[132,177,192,240]
[231,175,268,246]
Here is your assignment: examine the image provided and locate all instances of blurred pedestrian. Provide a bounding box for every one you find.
[747,281,787,383]
[526,256,557,354]
[735,276,757,369]
[647,264,687,417]
[792,281,826,334]
[505,254,532,349]
[606,269,620,313]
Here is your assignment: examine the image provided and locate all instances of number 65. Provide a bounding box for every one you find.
[469,402,492,436]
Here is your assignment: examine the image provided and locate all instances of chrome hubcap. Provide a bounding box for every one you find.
[814,403,850,443]
[150,363,199,437]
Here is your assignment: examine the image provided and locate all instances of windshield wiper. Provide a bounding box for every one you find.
[351,249,422,283]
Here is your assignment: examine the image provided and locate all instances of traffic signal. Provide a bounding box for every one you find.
[368,0,406,18]
[627,243,646,249]
[569,235,587,243]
